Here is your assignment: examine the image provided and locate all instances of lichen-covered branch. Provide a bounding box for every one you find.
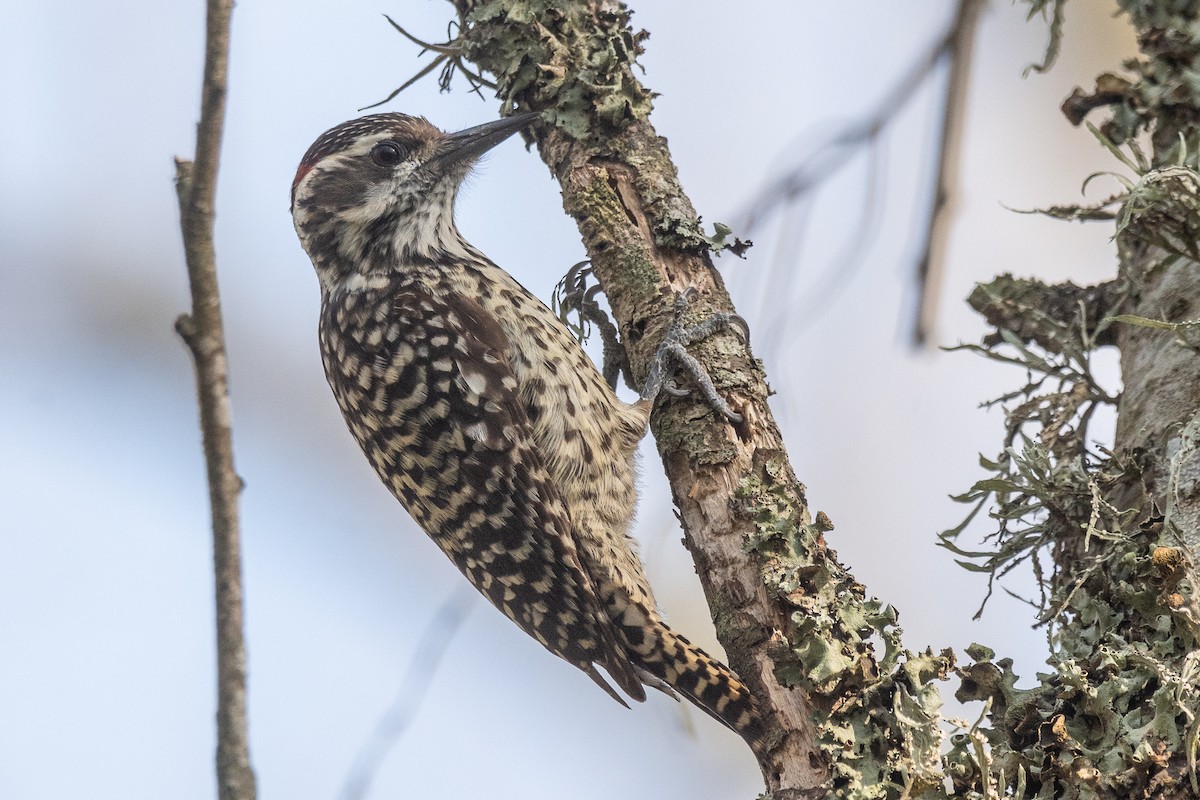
[967,275,1124,350]
[427,2,949,797]
[174,1,256,798]
[377,2,1200,797]
[943,3,1200,797]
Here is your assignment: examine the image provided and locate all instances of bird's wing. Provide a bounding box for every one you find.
[325,282,646,704]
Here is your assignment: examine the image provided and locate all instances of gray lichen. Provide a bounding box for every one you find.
[944,278,1200,795]
[736,454,953,798]
[458,0,654,139]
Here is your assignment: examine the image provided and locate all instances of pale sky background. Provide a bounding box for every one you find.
[1,2,1135,798]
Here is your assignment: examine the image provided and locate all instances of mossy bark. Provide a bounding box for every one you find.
[1044,4,1200,795]
[447,1,943,797]
[945,3,1200,798]
[410,1,1200,797]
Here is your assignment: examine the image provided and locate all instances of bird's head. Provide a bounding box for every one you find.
[291,111,537,291]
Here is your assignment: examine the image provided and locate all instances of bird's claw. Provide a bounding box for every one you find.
[641,290,748,424]
[553,261,632,390]
[663,379,691,398]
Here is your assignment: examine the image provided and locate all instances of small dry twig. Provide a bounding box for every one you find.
[173,0,256,798]
[362,13,498,109]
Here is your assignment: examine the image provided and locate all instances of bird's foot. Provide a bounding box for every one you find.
[641,289,748,424]
[553,261,632,390]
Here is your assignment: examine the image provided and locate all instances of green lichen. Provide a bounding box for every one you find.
[819,642,953,800]
[1117,162,1200,262]
[951,574,1200,798]
[735,454,952,798]
[949,251,1200,796]
[942,287,1120,617]
[1021,0,1066,76]
[1026,121,1200,267]
[461,0,653,142]
[1026,0,1200,156]
[703,221,753,258]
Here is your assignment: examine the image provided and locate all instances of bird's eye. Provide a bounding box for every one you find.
[370,142,406,167]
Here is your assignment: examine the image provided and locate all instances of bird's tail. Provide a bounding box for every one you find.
[618,608,764,749]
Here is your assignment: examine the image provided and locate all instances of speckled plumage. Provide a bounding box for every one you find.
[291,112,760,744]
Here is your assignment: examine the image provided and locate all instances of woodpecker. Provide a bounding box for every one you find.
[290,111,761,747]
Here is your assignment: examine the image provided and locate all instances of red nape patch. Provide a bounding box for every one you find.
[292,161,315,193]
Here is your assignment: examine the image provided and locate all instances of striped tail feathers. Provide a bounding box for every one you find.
[610,598,764,748]
[646,622,764,746]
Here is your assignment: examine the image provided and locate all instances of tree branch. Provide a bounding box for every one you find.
[440,2,947,795]
[173,1,256,798]
[339,586,476,800]
[944,3,1200,796]
[967,274,1124,350]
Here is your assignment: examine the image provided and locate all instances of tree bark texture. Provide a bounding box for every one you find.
[401,1,1200,798]
[950,3,1200,799]
[447,2,949,797]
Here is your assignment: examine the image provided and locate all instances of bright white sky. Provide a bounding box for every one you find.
[0,2,1134,798]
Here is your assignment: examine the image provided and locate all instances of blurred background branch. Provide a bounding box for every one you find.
[338,585,476,800]
[737,0,982,346]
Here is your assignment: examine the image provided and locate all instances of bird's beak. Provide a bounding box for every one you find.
[427,112,540,176]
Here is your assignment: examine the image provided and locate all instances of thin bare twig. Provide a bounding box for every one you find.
[738,3,973,230]
[760,135,887,356]
[173,0,256,798]
[361,14,497,110]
